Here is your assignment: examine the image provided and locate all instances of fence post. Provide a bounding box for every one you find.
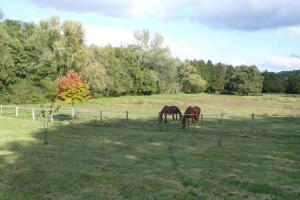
[32,108,35,121]
[16,106,19,117]
[251,113,255,133]
[126,111,129,126]
[44,117,48,145]
[158,113,162,132]
[0,105,2,116]
[99,110,103,123]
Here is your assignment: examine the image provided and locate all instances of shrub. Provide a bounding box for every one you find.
[9,80,45,104]
[182,74,207,93]
[57,71,90,105]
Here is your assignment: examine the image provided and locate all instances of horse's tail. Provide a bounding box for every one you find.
[195,106,201,120]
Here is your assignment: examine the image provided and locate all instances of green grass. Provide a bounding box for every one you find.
[0,93,300,199]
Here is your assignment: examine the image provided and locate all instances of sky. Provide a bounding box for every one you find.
[1,0,300,72]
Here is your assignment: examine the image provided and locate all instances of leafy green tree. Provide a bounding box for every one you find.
[213,63,229,93]
[177,62,206,93]
[262,71,286,93]
[121,46,157,95]
[133,29,176,93]
[287,74,300,94]
[81,62,110,95]
[40,78,58,102]
[0,22,15,86]
[225,66,263,95]
[182,74,207,93]
[54,20,89,75]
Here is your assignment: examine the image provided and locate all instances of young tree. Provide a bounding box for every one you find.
[57,71,90,105]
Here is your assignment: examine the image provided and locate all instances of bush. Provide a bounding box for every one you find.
[58,71,90,105]
[9,80,45,104]
[182,74,207,93]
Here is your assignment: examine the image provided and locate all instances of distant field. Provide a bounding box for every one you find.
[3,93,299,121]
[0,93,300,199]
[72,93,300,116]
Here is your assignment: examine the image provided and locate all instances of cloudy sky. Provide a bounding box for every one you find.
[1,0,300,72]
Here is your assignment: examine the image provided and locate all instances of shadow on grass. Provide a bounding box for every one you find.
[0,116,300,199]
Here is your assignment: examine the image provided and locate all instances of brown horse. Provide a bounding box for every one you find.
[159,105,182,123]
[182,106,201,129]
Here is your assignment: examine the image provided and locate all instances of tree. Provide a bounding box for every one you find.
[287,74,300,94]
[177,62,207,93]
[81,62,110,96]
[205,60,216,93]
[54,20,89,75]
[213,63,229,93]
[57,71,90,105]
[225,66,263,95]
[0,22,15,86]
[133,29,177,93]
[96,46,132,96]
[262,71,286,93]
[182,74,207,93]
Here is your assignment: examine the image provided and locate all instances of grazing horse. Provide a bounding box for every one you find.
[159,105,182,123]
[182,106,201,129]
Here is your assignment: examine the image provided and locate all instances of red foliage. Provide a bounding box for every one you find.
[57,71,90,104]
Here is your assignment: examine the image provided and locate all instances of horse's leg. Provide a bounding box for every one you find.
[187,117,190,126]
[191,117,195,126]
[194,117,199,127]
[172,115,175,121]
[164,114,167,123]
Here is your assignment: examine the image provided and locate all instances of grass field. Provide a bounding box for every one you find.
[0,93,300,199]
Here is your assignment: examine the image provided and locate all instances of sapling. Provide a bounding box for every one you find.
[216,112,225,147]
[37,103,60,144]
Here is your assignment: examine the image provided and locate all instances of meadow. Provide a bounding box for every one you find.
[0,93,300,199]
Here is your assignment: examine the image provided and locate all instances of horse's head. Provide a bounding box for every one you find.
[176,108,182,120]
[159,112,163,122]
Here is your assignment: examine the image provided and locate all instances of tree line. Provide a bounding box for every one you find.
[0,16,299,104]
[262,70,300,94]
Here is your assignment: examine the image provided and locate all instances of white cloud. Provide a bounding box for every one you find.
[165,37,208,60]
[287,26,300,37]
[85,26,135,47]
[223,58,249,66]
[30,0,300,30]
[263,55,300,71]
[85,26,208,60]
[85,26,300,72]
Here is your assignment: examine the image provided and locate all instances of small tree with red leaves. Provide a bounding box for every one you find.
[58,71,90,106]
